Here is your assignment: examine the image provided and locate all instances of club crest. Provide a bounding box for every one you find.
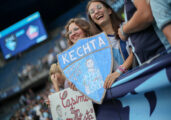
[57,32,113,104]
[5,34,17,51]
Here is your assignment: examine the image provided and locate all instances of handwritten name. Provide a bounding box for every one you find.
[59,90,89,108]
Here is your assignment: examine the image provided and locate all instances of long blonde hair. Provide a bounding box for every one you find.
[49,63,62,76]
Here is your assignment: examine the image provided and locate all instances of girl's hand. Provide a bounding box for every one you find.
[103,72,120,89]
[68,81,77,91]
[118,27,127,40]
[51,74,60,92]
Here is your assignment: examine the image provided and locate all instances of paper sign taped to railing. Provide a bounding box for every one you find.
[57,32,113,104]
[49,88,96,120]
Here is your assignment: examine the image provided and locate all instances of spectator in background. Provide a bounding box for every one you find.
[53,44,61,54]
[28,89,35,99]
[118,0,167,65]
[86,0,133,88]
[19,95,27,107]
[59,38,67,50]
[41,49,56,69]
[20,63,34,80]
[49,63,68,92]
[59,29,68,50]
[149,0,171,48]
[47,49,55,67]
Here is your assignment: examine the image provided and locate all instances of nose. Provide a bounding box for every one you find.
[70,31,77,39]
[94,8,100,15]
[71,30,76,36]
[94,9,98,14]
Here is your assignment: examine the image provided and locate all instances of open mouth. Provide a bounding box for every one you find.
[73,34,80,41]
[96,14,104,20]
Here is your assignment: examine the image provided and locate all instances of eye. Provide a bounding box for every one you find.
[89,9,95,15]
[68,31,72,35]
[73,27,79,31]
[97,4,102,10]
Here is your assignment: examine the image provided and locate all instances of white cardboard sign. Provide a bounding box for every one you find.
[49,88,96,120]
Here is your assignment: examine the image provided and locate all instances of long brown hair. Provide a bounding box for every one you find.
[86,0,123,39]
[65,18,93,46]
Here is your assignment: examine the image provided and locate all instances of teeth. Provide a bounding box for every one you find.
[96,15,103,20]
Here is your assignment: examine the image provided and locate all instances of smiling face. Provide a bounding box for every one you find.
[68,22,86,44]
[88,2,112,27]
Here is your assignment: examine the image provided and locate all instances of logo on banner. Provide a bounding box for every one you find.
[26,25,39,40]
[49,88,96,120]
[5,34,17,51]
[57,32,113,104]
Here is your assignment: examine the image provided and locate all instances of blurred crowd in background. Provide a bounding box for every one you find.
[10,83,54,120]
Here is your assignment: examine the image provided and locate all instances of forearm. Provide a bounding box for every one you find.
[124,12,152,33]
[163,24,171,45]
[122,50,133,70]
[104,50,133,88]
[52,81,60,92]
[124,0,153,34]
